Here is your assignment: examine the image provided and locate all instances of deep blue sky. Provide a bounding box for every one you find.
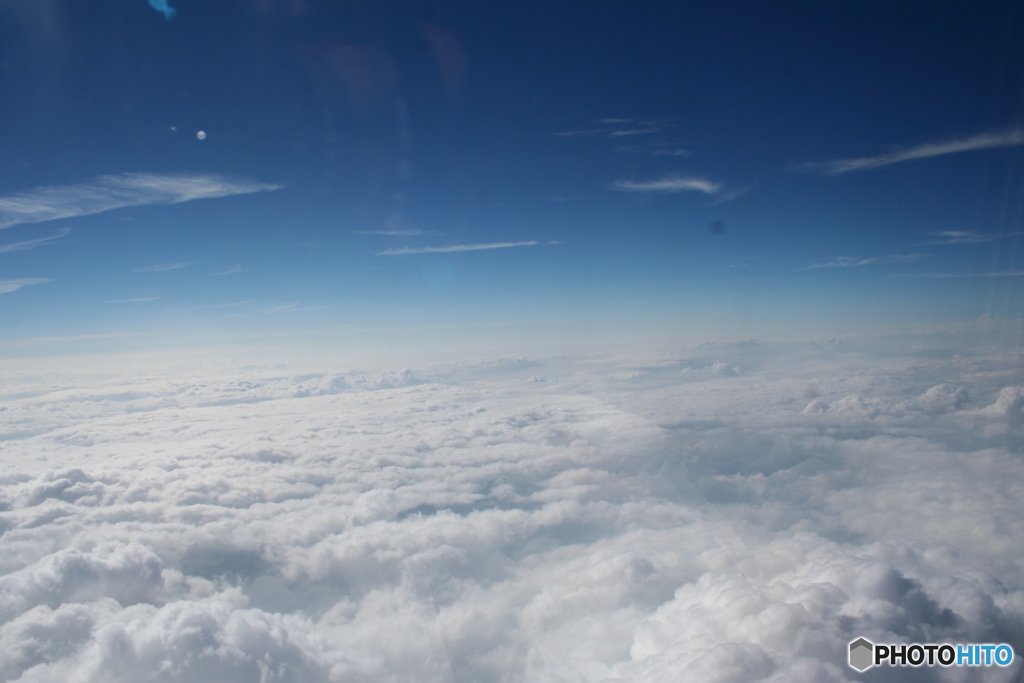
[1,0,1023,357]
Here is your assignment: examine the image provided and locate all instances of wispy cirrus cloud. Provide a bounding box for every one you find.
[133,261,195,273]
[0,331,132,347]
[105,297,160,303]
[0,278,51,294]
[801,254,927,270]
[203,299,254,308]
[261,302,324,313]
[209,264,244,276]
[0,228,70,253]
[554,118,670,138]
[551,129,605,137]
[923,230,1024,245]
[612,175,722,195]
[354,229,429,236]
[898,270,1024,278]
[609,128,661,137]
[800,129,1024,175]
[0,173,281,230]
[377,241,539,256]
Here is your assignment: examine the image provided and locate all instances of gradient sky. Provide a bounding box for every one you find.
[2,0,1024,358]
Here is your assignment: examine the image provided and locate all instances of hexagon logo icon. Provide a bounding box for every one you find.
[849,638,874,671]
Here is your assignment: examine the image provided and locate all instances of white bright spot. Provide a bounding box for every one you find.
[196,130,206,140]
[170,126,177,131]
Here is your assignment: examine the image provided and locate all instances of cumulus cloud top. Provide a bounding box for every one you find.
[0,341,1023,681]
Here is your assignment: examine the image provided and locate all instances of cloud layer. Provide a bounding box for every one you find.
[0,338,1022,681]
[0,174,281,231]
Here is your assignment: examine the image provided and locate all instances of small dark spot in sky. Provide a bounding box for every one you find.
[709,220,725,235]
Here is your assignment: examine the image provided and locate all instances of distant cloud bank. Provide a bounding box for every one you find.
[0,173,281,230]
[802,129,1024,174]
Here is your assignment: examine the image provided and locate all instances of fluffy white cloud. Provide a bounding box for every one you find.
[0,338,1022,681]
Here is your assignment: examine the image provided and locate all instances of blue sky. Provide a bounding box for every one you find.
[1,0,1023,357]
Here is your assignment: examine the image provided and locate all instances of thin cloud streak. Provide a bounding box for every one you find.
[261,302,324,313]
[0,228,70,253]
[801,254,927,270]
[354,229,428,236]
[923,230,1024,245]
[0,278,51,294]
[204,299,254,308]
[209,264,244,276]
[377,241,539,255]
[105,297,160,303]
[612,175,723,195]
[0,331,132,347]
[133,261,195,273]
[898,270,1024,278]
[802,129,1024,175]
[609,128,661,137]
[0,173,282,230]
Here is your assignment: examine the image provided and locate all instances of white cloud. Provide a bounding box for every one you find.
[0,331,131,347]
[0,278,51,294]
[132,261,195,273]
[901,270,1024,278]
[203,299,254,308]
[551,129,604,137]
[0,337,1022,681]
[104,297,159,304]
[0,228,70,254]
[353,229,428,236]
[802,129,1024,175]
[609,128,662,137]
[801,253,927,270]
[261,302,323,313]
[0,173,282,230]
[924,230,1024,245]
[209,265,244,276]
[377,241,539,255]
[612,175,723,195]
